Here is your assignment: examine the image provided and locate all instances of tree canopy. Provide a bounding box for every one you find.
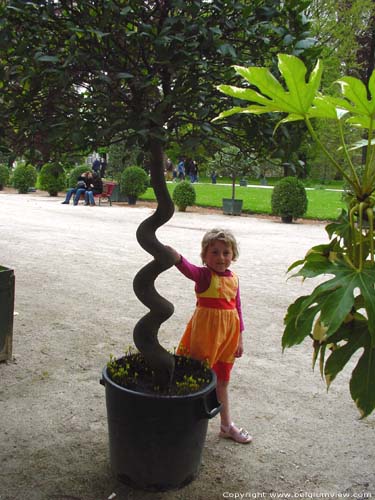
[0,0,317,166]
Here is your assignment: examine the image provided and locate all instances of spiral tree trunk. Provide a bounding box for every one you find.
[132,138,176,389]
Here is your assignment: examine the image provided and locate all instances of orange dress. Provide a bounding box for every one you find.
[176,257,243,382]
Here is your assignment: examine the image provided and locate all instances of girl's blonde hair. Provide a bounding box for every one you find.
[200,228,239,263]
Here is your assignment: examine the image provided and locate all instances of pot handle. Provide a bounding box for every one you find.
[202,391,222,419]
[100,378,105,386]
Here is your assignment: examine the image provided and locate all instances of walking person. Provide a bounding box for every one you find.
[165,228,252,444]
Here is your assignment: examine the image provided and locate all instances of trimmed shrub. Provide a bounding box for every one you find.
[0,164,10,190]
[38,162,67,196]
[120,166,149,199]
[172,181,196,212]
[68,165,91,188]
[12,163,37,194]
[271,176,308,222]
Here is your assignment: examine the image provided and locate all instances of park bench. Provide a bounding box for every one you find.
[76,181,116,206]
[94,181,116,206]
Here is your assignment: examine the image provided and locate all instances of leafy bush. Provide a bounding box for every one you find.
[12,163,37,194]
[38,162,67,196]
[0,164,10,190]
[120,166,149,198]
[68,165,90,188]
[172,181,196,212]
[271,176,307,221]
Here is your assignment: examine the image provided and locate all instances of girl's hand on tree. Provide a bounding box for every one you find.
[164,245,181,265]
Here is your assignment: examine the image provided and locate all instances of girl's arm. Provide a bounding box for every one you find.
[164,246,211,290]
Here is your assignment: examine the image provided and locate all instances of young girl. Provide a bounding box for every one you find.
[166,228,252,444]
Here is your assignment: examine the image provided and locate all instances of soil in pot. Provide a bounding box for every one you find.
[107,352,212,395]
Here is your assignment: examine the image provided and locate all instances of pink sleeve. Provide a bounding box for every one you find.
[175,255,211,293]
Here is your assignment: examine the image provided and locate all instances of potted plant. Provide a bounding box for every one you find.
[101,148,221,491]
[271,176,308,223]
[215,54,375,417]
[38,162,67,197]
[12,162,37,194]
[208,146,252,215]
[172,180,196,212]
[119,166,149,205]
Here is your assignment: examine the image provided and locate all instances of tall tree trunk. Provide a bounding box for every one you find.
[132,137,176,388]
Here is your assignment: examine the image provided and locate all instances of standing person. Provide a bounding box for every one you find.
[190,160,199,183]
[166,158,174,181]
[165,228,252,444]
[92,157,101,175]
[100,157,107,178]
[177,158,185,180]
[84,171,103,206]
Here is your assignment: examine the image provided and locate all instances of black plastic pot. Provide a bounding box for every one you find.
[281,215,293,223]
[0,266,15,362]
[100,358,221,491]
[127,195,137,205]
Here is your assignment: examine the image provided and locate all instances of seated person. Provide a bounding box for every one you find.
[61,172,90,205]
[84,172,103,206]
[72,172,93,205]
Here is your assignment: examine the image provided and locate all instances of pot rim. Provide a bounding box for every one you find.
[101,358,217,401]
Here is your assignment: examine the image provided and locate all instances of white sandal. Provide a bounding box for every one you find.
[219,422,252,444]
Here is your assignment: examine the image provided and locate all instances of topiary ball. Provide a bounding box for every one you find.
[172,181,196,212]
[38,162,67,196]
[12,163,37,194]
[120,166,149,199]
[271,176,308,222]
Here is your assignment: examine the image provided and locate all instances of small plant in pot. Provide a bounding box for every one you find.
[208,145,257,216]
[38,162,67,197]
[215,54,375,418]
[271,176,308,223]
[12,162,37,194]
[172,180,196,212]
[120,165,149,205]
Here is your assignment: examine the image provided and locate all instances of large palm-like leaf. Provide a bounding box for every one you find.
[215,53,375,417]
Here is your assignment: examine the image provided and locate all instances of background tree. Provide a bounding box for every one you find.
[306,0,375,179]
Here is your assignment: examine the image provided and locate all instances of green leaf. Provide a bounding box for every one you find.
[227,55,323,117]
[349,334,375,417]
[324,320,367,388]
[35,54,59,63]
[282,295,323,348]
[284,260,375,347]
[337,76,375,116]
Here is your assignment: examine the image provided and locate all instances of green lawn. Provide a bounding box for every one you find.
[140,182,346,220]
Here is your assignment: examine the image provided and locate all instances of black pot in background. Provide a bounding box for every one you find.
[127,195,137,205]
[281,215,293,223]
[0,266,15,362]
[100,357,221,491]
